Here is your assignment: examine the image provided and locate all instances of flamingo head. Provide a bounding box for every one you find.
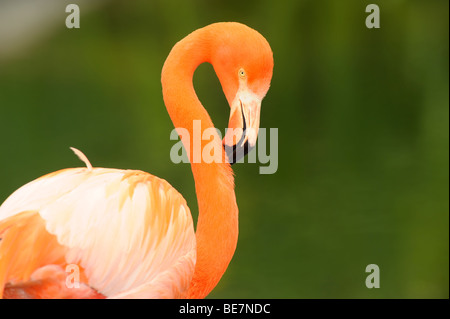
[209,22,274,164]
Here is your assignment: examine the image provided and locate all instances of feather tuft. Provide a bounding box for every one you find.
[70,147,93,171]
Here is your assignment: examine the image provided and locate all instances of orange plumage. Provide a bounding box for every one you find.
[0,22,273,299]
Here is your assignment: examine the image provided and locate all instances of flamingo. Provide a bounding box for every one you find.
[0,22,273,299]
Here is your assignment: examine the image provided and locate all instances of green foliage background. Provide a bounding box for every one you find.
[0,0,448,298]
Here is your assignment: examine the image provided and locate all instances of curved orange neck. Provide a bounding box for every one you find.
[161,25,238,298]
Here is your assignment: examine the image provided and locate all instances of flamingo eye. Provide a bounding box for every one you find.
[238,68,246,79]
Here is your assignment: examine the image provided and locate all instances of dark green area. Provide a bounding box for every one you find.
[0,0,448,298]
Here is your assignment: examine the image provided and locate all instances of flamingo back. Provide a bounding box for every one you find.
[0,167,196,298]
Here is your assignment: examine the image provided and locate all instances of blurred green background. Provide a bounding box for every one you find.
[0,0,448,298]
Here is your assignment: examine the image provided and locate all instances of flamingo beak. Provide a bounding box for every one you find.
[223,91,261,164]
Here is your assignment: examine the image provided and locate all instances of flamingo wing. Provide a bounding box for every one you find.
[0,167,196,298]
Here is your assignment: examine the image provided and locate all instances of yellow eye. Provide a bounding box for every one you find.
[238,68,246,78]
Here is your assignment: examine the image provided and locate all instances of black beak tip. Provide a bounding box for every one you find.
[224,99,253,165]
[224,140,250,165]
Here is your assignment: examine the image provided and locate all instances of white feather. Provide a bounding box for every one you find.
[0,167,196,297]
